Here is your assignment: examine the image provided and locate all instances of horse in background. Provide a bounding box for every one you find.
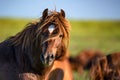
[69,49,104,74]
[89,52,120,80]
[0,8,73,80]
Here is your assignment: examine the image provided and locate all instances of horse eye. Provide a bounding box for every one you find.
[59,34,63,38]
[52,29,58,34]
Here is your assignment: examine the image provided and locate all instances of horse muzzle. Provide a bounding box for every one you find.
[40,53,55,66]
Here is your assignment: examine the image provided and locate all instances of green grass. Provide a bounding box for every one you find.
[0,18,30,41]
[69,20,120,56]
[0,18,120,80]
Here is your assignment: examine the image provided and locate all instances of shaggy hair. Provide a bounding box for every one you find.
[10,9,71,59]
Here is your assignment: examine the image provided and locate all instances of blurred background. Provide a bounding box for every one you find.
[0,0,120,80]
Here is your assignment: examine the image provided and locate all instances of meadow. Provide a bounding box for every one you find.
[0,18,120,80]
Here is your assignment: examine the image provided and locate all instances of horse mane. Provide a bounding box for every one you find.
[89,56,109,80]
[89,53,120,80]
[10,9,71,59]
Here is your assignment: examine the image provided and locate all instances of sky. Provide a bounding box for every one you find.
[0,0,120,20]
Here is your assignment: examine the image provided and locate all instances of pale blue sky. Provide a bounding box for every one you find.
[0,0,120,20]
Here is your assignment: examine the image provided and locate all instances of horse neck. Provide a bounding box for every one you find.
[39,66,53,80]
[14,46,32,72]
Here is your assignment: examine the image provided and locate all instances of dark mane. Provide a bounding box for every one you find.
[10,10,71,59]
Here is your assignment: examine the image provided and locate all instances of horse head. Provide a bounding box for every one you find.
[11,8,71,70]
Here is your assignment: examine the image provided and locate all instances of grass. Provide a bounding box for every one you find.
[0,18,30,41]
[69,20,120,56]
[0,18,120,80]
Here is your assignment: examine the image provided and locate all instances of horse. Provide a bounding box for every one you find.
[0,8,72,80]
[89,52,120,80]
[69,49,104,75]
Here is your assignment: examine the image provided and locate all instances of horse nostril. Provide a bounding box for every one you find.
[49,54,55,60]
[40,53,55,65]
[40,54,44,62]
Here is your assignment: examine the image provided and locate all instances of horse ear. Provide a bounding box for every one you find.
[60,9,65,18]
[42,8,48,20]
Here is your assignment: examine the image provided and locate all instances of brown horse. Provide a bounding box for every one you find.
[0,8,72,80]
[89,52,120,80]
[69,49,104,74]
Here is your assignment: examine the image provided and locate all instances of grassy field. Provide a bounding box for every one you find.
[0,18,120,80]
[70,20,120,55]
